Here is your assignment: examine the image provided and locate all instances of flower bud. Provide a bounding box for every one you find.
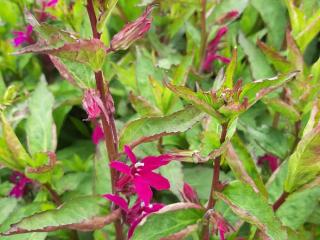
[110,5,154,51]
[182,182,199,204]
[82,89,101,120]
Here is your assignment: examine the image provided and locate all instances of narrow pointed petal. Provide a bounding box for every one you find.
[110,161,131,175]
[141,172,170,190]
[103,194,128,212]
[124,145,137,164]
[141,154,172,171]
[134,176,152,205]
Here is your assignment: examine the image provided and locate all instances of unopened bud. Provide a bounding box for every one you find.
[110,5,154,51]
[182,183,199,204]
[82,89,101,120]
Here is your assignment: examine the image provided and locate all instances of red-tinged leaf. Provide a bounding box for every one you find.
[16,39,107,71]
[257,40,293,73]
[119,106,205,149]
[224,48,237,89]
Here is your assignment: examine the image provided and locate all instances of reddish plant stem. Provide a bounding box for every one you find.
[44,183,62,206]
[86,1,124,239]
[273,191,289,211]
[199,0,207,72]
[202,123,228,240]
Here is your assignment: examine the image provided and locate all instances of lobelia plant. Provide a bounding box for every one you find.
[0,0,319,240]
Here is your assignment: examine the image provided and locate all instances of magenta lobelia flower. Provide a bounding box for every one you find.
[104,194,164,239]
[110,145,173,205]
[110,5,154,51]
[9,172,32,198]
[82,89,101,120]
[257,154,279,172]
[202,27,230,72]
[211,214,232,240]
[92,124,104,145]
[181,182,199,204]
[12,25,34,47]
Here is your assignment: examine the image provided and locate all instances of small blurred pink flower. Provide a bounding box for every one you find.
[12,25,33,47]
[258,154,279,172]
[92,124,104,144]
[104,194,164,239]
[82,89,101,120]
[110,5,154,51]
[202,27,230,72]
[9,172,32,198]
[110,145,173,205]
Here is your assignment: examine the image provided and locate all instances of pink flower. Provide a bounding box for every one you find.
[9,172,32,198]
[181,182,199,204]
[257,154,279,172]
[216,10,239,24]
[92,124,104,144]
[82,89,101,120]
[45,0,58,8]
[202,27,230,72]
[12,25,33,47]
[110,5,154,51]
[110,145,172,205]
[104,194,164,239]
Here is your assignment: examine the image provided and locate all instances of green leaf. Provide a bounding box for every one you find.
[165,83,224,121]
[296,9,320,52]
[131,203,204,240]
[263,98,300,122]
[284,124,320,192]
[227,136,268,197]
[239,71,298,107]
[0,113,31,168]
[277,187,320,229]
[94,142,112,194]
[119,106,205,149]
[96,0,119,33]
[257,40,293,73]
[0,198,17,225]
[160,161,184,199]
[129,92,162,117]
[26,79,56,155]
[50,56,95,89]
[224,48,237,89]
[2,196,116,235]
[251,0,287,49]
[238,32,275,79]
[18,39,107,72]
[216,181,287,240]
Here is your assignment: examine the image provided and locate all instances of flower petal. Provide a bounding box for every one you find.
[103,194,128,212]
[141,172,170,191]
[134,176,152,205]
[124,145,137,164]
[141,154,172,171]
[110,161,131,175]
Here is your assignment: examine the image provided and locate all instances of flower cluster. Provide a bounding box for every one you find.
[104,145,173,238]
[12,0,58,47]
[9,172,32,198]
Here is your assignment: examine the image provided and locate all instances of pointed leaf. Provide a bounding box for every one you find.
[216,181,287,240]
[1,196,118,235]
[26,79,56,155]
[119,106,205,149]
[284,124,320,192]
[131,203,204,240]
